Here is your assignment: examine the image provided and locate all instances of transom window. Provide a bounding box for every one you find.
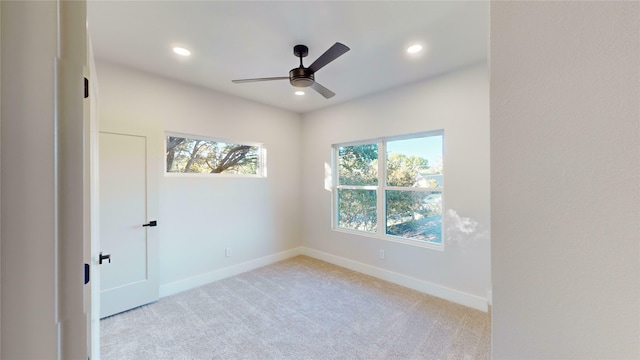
[166,133,265,176]
[334,131,443,246]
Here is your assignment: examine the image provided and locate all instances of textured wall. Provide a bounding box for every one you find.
[491,1,640,358]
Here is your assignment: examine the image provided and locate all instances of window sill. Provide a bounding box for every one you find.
[164,172,266,178]
[332,227,444,251]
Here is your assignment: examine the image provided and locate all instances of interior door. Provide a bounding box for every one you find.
[99,131,159,318]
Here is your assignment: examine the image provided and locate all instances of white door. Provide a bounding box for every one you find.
[99,131,159,318]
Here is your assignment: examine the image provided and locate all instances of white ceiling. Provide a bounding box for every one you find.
[87,1,489,114]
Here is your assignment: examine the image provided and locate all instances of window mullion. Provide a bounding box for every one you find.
[385,186,443,192]
[338,185,378,190]
[377,140,386,235]
[332,146,337,228]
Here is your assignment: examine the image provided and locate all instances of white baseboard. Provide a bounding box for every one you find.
[301,247,489,312]
[159,246,488,312]
[159,247,303,298]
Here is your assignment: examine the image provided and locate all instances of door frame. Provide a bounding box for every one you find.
[57,1,90,358]
[88,36,101,360]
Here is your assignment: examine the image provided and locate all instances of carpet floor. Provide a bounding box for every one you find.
[101,255,491,359]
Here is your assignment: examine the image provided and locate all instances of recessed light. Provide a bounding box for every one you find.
[295,91,305,96]
[173,47,191,56]
[407,44,423,54]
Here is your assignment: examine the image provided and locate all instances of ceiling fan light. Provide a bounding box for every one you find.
[173,47,191,56]
[407,44,423,54]
[232,43,348,100]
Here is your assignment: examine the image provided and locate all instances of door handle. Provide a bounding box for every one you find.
[143,220,157,227]
[99,252,111,265]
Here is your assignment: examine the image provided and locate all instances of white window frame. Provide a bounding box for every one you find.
[332,130,444,250]
[165,132,266,178]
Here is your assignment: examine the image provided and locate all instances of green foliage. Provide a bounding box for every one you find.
[337,143,442,242]
[386,153,429,187]
[166,136,258,174]
[337,189,377,232]
[385,191,442,242]
[338,144,378,186]
[336,144,378,231]
[385,153,437,236]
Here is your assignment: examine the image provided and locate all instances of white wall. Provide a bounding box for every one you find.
[96,61,303,294]
[301,64,491,310]
[0,1,3,353]
[1,1,59,358]
[491,2,640,358]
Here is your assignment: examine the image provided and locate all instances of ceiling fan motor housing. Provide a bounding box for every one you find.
[289,67,315,87]
[232,42,349,98]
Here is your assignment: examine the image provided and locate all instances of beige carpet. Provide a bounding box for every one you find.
[101,256,491,359]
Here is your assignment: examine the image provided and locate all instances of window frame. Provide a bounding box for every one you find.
[332,130,444,250]
[164,131,267,178]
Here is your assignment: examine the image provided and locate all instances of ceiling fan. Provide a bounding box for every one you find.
[232,42,350,99]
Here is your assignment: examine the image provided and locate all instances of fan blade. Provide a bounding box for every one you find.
[232,77,288,83]
[310,81,336,99]
[308,42,350,73]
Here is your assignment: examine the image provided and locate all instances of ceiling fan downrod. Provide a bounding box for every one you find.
[231,42,349,99]
[290,45,314,88]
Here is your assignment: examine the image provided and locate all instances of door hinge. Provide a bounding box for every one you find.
[84,77,89,98]
[84,263,90,284]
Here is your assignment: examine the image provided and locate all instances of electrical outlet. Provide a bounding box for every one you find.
[225,248,232,258]
[379,249,385,260]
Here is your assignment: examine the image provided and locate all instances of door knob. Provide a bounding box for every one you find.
[142,220,157,227]
[99,252,111,265]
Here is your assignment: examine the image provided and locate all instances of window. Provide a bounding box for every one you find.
[166,134,265,176]
[334,131,443,246]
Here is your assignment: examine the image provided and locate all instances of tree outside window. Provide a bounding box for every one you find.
[335,132,443,244]
[166,135,263,176]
